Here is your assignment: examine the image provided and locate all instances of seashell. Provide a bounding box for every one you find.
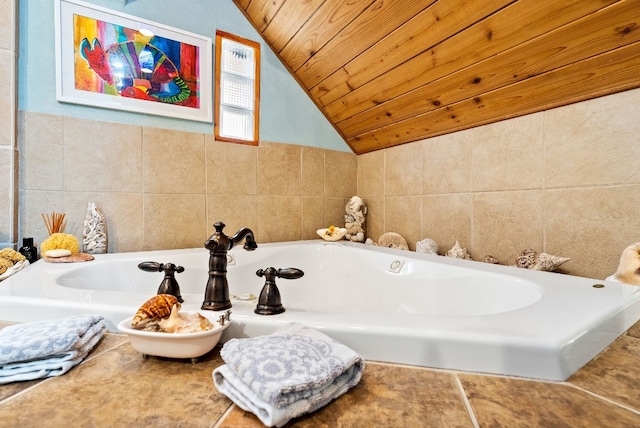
[378,232,409,251]
[365,238,377,246]
[445,241,472,260]
[482,255,500,264]
[131,294,180,329]
[158,304,213,333]
[317,226,347,241]
[515,249,537,269]
[530,253,570,271]
[416,238,439,255]
[611,242,640,286]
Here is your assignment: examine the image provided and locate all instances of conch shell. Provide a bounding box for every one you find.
[446,241,472,260]
[515,249,570,272]
[158,304,213,333]
[131,294,180,329]
[611,242,640,286]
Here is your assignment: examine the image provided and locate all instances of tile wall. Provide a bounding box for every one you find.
[18,112,356,253]
[0,0,16,247]
[358,87,640,280]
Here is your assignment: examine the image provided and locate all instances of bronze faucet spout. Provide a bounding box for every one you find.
[202,221,257,311]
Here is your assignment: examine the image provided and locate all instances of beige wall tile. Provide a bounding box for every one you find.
[545,185,640,279]
[19,190,65,252]
[143,128,205,194]
[471,112,544,191]
[0,49,15,148]
[357,150,384,198]
[385,142,422,196]
[323,197,348,230]
[422,132,472,194]
[205,136,257,195]
[363,197,384,242]
[472,190,543,264]
[143,193,206,250]
[545,88,640,188]
[422,194,472,255]
[302,196,324,240]
[384,195,422,250]
[65,192,143,253]
[301,147,324,196]
[257,196,301,242]
[18,112,63,191]
[64,117,143,192]
[0,147,15,242]
[206,195,259,240]
[324,150,357,197]
[0,0,14,51]
[257,141,300,196]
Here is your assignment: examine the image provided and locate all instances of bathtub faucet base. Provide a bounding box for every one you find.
[202,221,257,311]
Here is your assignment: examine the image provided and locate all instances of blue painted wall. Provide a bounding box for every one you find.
[18,0,351,152]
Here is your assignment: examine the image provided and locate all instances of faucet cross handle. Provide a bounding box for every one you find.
[138,261,185,303]
[254,267,304,315]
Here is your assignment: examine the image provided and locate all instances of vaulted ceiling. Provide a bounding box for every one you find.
[234,0,640,154]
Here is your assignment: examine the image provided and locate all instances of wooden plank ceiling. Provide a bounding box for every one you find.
[234,0,640,154]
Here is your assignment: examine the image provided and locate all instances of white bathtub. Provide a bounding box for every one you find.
[1,240,639,381]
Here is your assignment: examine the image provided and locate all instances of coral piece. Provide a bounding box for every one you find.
[416,238,439,255]
[445,241,472,260]
[610,242,640,286]
[378,232,409,251]
[515,249,537,269]
[158,304,213,333]
[482,255,500,264]
[131,294,180,329]
[344,196,367,242]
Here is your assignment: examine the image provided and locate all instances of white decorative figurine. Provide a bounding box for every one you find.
[344,196,367,242]
[83,202,108,254]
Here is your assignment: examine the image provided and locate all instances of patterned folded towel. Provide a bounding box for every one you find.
[213,323,364,427]
[0,314,107,384]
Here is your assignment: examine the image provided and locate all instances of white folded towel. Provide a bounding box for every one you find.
[0,314,107,384]
[213,323,364,427]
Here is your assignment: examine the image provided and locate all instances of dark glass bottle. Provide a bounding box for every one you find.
[19,237,38,264]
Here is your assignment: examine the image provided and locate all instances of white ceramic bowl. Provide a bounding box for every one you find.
[117,312,230,361]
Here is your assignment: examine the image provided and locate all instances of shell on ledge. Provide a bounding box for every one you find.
[416,238,439,255]
[445,241,472,260]
[317,226,347,242]
[482,255,500,264]
[611,242,640,286]
[515,249,570,272]
[158,304,213,333]
[378,232,409,251]
[131,294,180,329]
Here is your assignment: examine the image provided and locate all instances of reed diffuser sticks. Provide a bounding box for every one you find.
[42,212,67,235]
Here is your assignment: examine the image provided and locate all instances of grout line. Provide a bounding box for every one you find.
[454,374,480,428]
[212,403,236,428]
[566,383,640,416]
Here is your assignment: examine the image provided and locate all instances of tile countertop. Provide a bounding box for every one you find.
[1,320,640,428]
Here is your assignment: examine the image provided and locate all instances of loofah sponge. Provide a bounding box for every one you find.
[40,233,80,255]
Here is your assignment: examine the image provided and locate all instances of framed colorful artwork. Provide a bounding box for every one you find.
[54,0,213,122]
